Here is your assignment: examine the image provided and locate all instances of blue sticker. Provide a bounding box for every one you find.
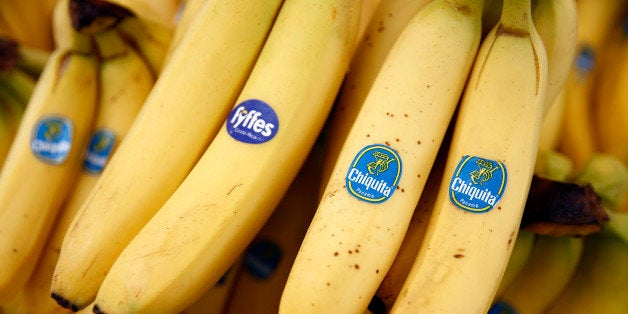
[244,240,282,280]
[83,129,116,173]
[226,99,279,144]
[31,116,73,164]
[449,156,507,213]
[346,144,402,204]
[487,300,517,314]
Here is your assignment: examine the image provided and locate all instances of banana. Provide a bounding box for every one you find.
[167,0,205,59]
[355,0,383,45]
[89,1,360,312]
[0,40,99,305]
[51,1,284,311]
[281,0,484,312]
[370,136,449,313]
[490,234,584,314]
[0,66,37,106]
[574,154,628,212]
[537,87,566,152]
[558,0,627,172]
[104,0,182,27]
[389,0,548,312]
[115,16,174,75]
[6,29,154,314]
[491,229,536,301]
[546,231,628,314]
[0,0,55,50]
[15,44,51,78]
[320,0,433,191]
[531,0,577,112]
[225,138,324,314]
[182,258,244,314]
[592,19,628,164]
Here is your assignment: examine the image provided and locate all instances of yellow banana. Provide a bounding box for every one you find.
[225,139,324,314]
[281,0,484,312]
[320,0,433,190]
[104,0,182,27]
[89,1,359,312]
[0,44,99,304]
[491,234,584,314]
[390,0,548,312]
[558,0,627,172]
[531,0,577,112]
[115,16,174,75]
[167,0,206,59]
[182,258,244,314]
[0,0,55,50]
[592,20,628,164]
[7,29,154,314]
[51,0,284,311]
[537,87,566,152]
[370,138,449,313]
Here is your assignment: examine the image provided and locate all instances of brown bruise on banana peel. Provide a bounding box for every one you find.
[475,23,542,95]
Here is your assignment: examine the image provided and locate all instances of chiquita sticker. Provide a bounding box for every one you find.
[346,144,402,204]
[31,115,73,164]
[83,129,116,173]
[449,155,507,213]
[226,99,279,144]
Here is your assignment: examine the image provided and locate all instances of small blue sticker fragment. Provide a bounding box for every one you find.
[449,155,507,213]
[487,300,517,314]
[226,99,279,144]
[83,129,116,173]
[31,115,73,164]
[345,144,402,204]
[244,240,282,280]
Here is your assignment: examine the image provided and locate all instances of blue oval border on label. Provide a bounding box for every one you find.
[449,155,507,213]
[30,115,73,165]
[345,144,402,204]
[226,99,279,144]
[83,129,116,173]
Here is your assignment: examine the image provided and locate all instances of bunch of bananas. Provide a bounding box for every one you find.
[0,0,626,313]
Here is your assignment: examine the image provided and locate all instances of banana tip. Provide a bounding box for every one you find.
[50,292,79,312]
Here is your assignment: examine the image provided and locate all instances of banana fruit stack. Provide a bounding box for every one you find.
[0,0,626,313]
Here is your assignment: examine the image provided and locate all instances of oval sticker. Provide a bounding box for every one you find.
[83,129,116,173]
[244,240,282,280]
[226,99,279,144]
[449,155,507,213]
[345,144,402,204]
[31,115,73,164]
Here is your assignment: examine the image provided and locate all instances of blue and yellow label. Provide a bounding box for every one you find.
[243,240,282,280]
[31,116,73,164]
[449,156,507,213]
[346,144,402,204]
[83,129,116,173]
[226,99,279,144]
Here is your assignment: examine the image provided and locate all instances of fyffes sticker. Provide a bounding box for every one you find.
[346,144,402,204]
[226,99,279,144]
[83,129,116,173]
[244,240,282,280]
[449,155,507,213]
[31,115,73,164]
